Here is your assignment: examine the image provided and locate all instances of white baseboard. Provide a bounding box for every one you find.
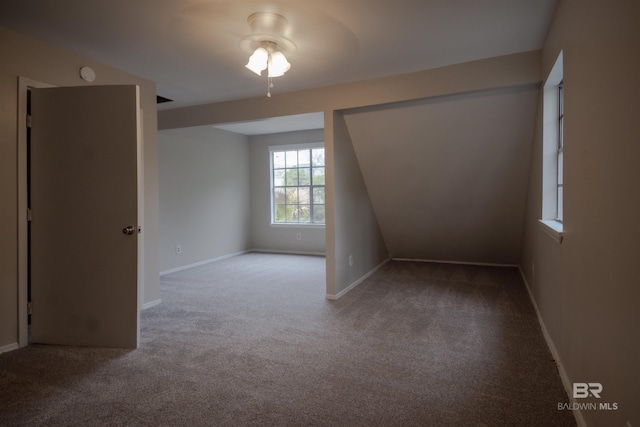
[142,299,161,310]
[393,257,518,268]
[326,258,390,300]
[250,249,326,257]
[518,267,585,427]
[159,251,249,276]
[0,342,19,354]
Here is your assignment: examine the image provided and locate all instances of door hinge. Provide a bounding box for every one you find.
[27,208,32,222]
[27,301,32,315]
[26,114,32,128]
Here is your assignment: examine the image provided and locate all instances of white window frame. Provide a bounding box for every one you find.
[539,51,564,243]
[557,80,564,222]
[269,142,326,226]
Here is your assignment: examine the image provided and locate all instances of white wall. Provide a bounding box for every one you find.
[520,1,640,425]
[0,27,160,350]
[249,129,326,255]
[158,126,251,273]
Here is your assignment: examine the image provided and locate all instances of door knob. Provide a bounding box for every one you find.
[122,226,136,235]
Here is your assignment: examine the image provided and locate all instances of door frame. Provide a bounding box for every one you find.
[17,77,53,348]
[16,77,145,348]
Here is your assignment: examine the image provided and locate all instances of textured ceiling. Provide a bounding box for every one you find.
[0,0,557,110]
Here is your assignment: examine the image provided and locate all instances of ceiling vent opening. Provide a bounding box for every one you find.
[156,95,173,104]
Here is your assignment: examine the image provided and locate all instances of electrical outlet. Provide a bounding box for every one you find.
[296,233,301,240]
[175,244,181,254]
[349,255,353,267]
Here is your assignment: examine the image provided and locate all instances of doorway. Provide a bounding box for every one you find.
[17,77,51,347]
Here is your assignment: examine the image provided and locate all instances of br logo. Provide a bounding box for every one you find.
[573,383,603,398]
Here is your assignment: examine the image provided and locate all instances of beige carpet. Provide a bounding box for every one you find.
[0,253,576,426]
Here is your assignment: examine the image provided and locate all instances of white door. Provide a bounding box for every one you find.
[30,85,140,348]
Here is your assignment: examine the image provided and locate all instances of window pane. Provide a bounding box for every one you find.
[273,169,285,186]
[285,188,298,204]
[557,186,563,221]
[299,168,311,185]
[299,187,310,204]
[286,205,298,222]
[312,167,325,185]
[275,205,286,222]
[559,120,564,149]
[286,151,298,167]
[273,151,285,169]
[274,187,286,204]
[313,187,325,204]
[285,168,299,186]
[313,205,325,223]
[299,205,311,223]
[557,150,563,185]
[312,148,325,166]
[298,149,311,167]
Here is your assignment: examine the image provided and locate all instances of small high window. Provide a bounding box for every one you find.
[270,144,325,225]
[557,81,564,222]
[540,51,564,242]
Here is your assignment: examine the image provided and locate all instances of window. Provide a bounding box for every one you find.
[540,51,564,242]
[557,81,564,222]
[270,144,325,225]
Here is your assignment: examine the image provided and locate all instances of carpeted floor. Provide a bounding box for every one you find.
[0,253,576,426]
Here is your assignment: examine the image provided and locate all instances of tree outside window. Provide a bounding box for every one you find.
[271,146,325,224]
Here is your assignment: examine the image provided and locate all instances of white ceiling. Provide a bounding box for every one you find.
[0,0,557,111]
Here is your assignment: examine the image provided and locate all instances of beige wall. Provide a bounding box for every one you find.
[520,1,640,425]
[0,27,160,349]
[158,126,251,273]
[249,129,326,255]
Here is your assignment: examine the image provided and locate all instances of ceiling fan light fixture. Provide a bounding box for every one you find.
[267,50,290,78]
[241,13,296,97]
[245,47,268,75]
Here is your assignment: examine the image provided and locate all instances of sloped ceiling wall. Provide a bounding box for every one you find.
[343,85,538,264]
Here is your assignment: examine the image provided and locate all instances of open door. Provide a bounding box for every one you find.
[30,85,140,348]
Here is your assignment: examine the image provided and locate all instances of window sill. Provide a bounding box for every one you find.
[539,219,564,243]
[270,223,325,229]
